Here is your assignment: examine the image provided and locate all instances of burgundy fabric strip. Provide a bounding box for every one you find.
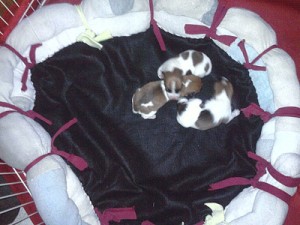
[184,1,237,46]
[149,0,166,51]
[51,118,88,171]
[248,152,300,188]
[238,40,277,71]
[24,118,88,173]
[95,207,137,225]
[242,103,300,123]
[210,177,291,204]
[0,101,52,125]
[0,110,15,119]
[251,43,277,65]
[209,152,300,204]
[0,43,41,91]
[20,43,42,91]
[24,153,52,173]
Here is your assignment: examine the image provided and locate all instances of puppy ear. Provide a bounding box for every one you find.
[198,110,213,121]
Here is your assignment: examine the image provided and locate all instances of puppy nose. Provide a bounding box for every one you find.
[177,101,187,114]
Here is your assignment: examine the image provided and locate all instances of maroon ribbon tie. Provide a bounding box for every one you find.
[238,40,277,71]
[209,152,300,204]
[149,0,166,51]
[24,118,88,173]
[95,207,137,225]
[242,103,300,123]
[1,43,42,91]
[185,2,237,46]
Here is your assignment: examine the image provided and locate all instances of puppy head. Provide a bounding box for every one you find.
[176,97,203,128]
[162,68,184,100]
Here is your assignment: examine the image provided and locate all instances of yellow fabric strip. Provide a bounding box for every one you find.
[75,5,112,49]
[204,202,230,225]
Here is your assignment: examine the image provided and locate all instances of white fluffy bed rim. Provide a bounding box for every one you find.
[0,0,299,225]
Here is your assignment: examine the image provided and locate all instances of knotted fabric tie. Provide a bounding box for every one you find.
[242,103,300,123]
[24,118,88,173]
[0,101,52,125]
[238,39,277,71]
[184,1,236,46]
[75,5,112,49]
[209,152,300,204]
[149,0,166,51]
[0,102,87,172]
[1,43,41,91]
[95,207,137,225]
[250,152,300,188]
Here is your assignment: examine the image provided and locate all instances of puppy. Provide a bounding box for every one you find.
[179,75,203,97]
[132,80,169,119]
[176,77,240,130]
[157,49,212,79]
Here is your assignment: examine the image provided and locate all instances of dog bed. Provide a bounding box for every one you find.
[0,0,299,224]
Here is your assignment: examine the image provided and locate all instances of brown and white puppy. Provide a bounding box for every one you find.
[158,49,212,79]
[132,80,169,119]
[176,77,240,130]
[179,75,203,97]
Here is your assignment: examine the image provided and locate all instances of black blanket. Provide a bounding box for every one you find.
[31,29,263,225]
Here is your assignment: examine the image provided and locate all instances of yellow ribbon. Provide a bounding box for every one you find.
[204,203,230,225]
[75,5,112,49]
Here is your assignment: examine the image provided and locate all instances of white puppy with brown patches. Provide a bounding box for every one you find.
[176,77,240,130]
[157,49,212,79]
[132,80,169,119]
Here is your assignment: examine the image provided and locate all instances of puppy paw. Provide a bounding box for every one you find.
[142,114,156,119]
[232,109,240,117]
[225,109,240,124]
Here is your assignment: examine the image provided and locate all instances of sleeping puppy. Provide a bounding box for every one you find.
[176,77,240,130]
[132,80,169,119]
[157,49,212,79]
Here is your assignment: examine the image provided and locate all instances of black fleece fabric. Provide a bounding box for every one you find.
[31,28,263,225]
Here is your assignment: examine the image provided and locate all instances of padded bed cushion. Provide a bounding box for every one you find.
[0,0,299,224]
